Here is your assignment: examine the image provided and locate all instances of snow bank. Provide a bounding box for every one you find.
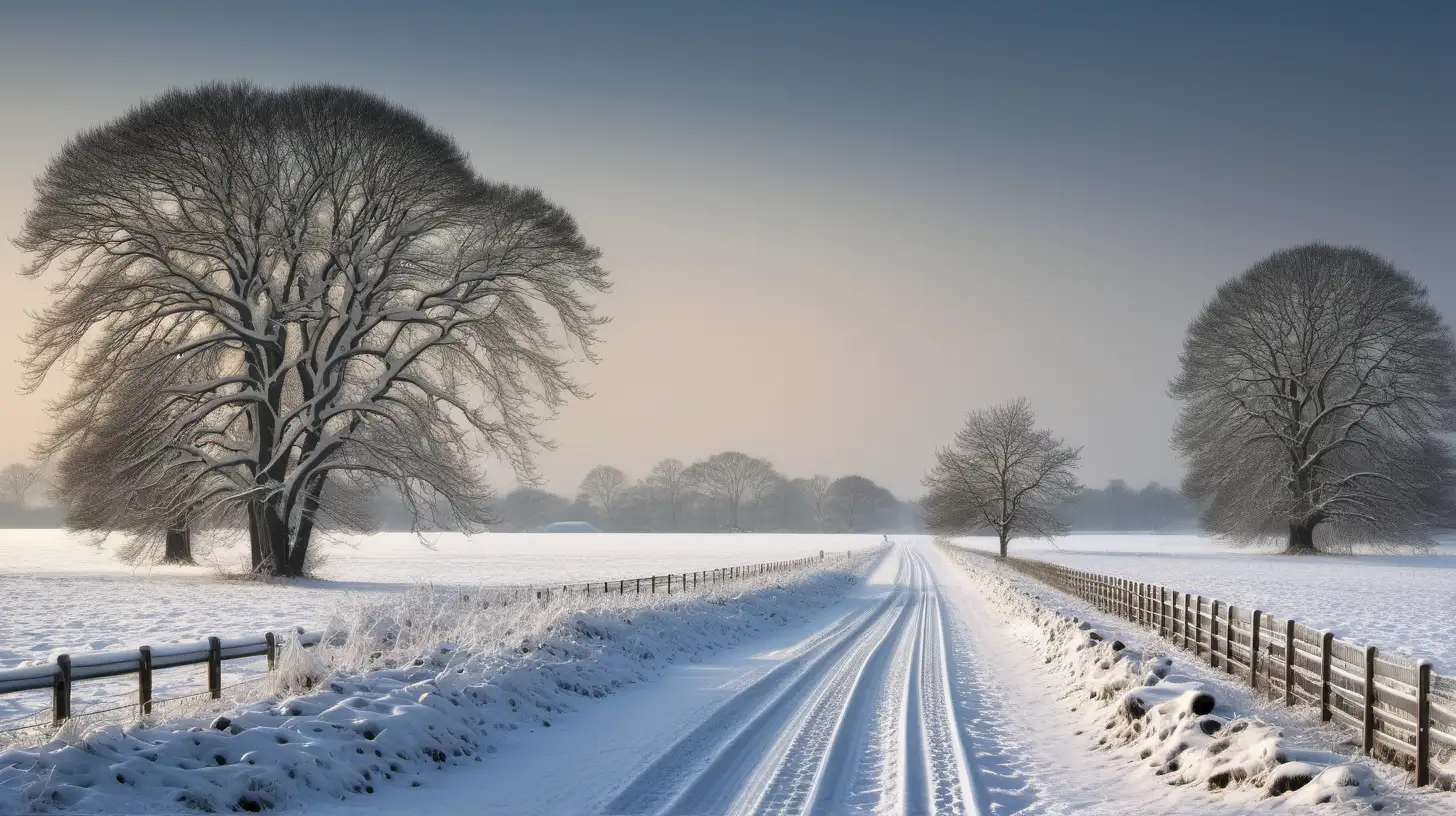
[0,555,879,814]
[942,545,1384,808]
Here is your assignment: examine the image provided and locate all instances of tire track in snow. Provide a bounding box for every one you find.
[809,561,923,815]
[602,553,909,815]
[603,545,987,816]
[743,586,913,815]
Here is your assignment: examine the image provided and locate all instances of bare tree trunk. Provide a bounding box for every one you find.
[162,521,194,564]
[286,471,327,577]
[1286,520,1318,555]
[998,531,1009,558]
[248,499,264,571]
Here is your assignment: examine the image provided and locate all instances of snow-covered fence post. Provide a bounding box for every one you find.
[1320,631,1335,722]
[1362,645,1377,754]
[207,637,222,699]
[52,653,72,725]
[1159,586,1169,637]
[1250,610,1262,689]
[1416,661,1432,786]
[1224,606,1235,673]
[138,645,153,715]
[1284,619,1297,706]
[1209,600,1221,669]
[1192,596,1203,658]
[265,632,277,673]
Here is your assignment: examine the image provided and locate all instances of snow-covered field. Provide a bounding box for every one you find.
[0,529,877,666]
[0,530,885,726]
[956,534,1456,670]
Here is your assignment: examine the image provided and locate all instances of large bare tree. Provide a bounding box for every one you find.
[645,457,690,530]
[18,83,609,576]
[578,465,628,528]
[922,399,1082,557]
[684,451,776,531]
[1171,244,1456,553]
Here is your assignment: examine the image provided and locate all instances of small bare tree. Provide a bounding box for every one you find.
[922,399,1082,557]
[645,458,690,530]
[578,466,628,528]
[0,464,40,508]
[803,474,832,532]
[1171,244,1456,553]
[684,452,776,531]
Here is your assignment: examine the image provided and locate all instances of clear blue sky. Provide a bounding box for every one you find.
[1,1,1452,497]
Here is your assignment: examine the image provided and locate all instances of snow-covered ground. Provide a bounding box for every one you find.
[956,533,1456,671]
[0,558,878,814]
[2,538,1446,814]
[0,530,884,726]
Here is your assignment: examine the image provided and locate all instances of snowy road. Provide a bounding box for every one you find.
[603,547,976,815]
[326,539,1370,816]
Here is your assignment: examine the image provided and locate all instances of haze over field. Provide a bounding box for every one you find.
[2,1,1453,498]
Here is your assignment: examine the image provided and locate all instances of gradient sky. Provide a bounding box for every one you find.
[0,1,1452,498]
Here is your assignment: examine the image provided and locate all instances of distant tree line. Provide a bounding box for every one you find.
[1061,480,1199,532]
[487,452,923,533]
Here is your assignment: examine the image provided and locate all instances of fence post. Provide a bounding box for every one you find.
[1284,619,1297,707]
[1361,645,1377,754]
[1320,631,1334,722]
[53,653,72,725]
[1209,600,1220,667]
[265,632,276,672]
[208,636,223,699]
[1250,611,1262,689]
[636,577,641,593]
[137,645,154,715]
[1159,586,1168,637]
[1224,606,1235,673]
[1174,592,1183,646]
[1416,661,1431,786]
[1192,596,1202,657]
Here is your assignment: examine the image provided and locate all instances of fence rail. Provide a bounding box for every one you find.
[957,547,1454,790]
[1,547,865,730]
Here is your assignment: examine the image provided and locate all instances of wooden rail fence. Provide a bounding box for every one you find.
[960,548,1455,790]
[0,548,865,730]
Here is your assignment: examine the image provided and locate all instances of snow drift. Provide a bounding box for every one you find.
[0,557,877,814]
[942,545,1383,808]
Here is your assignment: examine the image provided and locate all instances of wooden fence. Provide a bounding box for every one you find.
[966,549,1455,790]
[0,548,864,731]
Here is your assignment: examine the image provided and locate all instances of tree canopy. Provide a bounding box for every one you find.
[1171,244,1456,553]
[19,83,609,575]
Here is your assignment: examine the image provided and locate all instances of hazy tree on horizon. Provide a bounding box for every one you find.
[17,83,609,577]
[684,452,777,531]
[922,399,1082,557]
[1171,244,1456,554]
[0,464,40,509]
[579,466,629,530]
[802,475,833,532]
[829,475,897,532]
[645,458,691,531]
